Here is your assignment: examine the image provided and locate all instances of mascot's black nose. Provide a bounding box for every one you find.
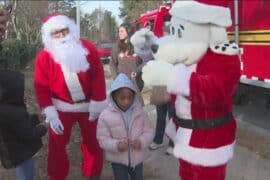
[151,44,159,53]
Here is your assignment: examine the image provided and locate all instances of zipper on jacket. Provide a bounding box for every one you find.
[121,113,132,166]
[126,123,132,167]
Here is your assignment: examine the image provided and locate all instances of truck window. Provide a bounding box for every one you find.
[146,19,155,31]
[163,16,171,35]
[136,23,142,30]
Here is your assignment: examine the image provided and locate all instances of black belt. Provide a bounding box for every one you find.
[71,99,88,104]
[70,94,90,104]
[53,97,89,104]
[174,112,233,130]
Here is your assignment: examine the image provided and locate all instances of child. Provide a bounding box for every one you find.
[0,70,47,180]
[97,73,154,180]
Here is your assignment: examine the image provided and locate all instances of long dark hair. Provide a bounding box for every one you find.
[118,24,134,56]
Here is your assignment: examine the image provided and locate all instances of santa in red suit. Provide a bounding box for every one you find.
[131,0,241,179]
[34,14,106,180]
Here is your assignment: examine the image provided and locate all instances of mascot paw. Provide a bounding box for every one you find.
[131,28,155,47]
[167,63,192,96]
[142,60,173,86]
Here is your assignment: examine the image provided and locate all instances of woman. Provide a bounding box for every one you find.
[110,24,144,91]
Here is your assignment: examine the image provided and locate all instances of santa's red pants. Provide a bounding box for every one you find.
[47,111,103,180]
[179,159,227,180]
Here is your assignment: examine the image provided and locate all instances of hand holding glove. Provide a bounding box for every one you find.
[49,118,64,135]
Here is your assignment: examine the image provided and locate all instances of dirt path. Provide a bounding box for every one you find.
[0,68,159,180]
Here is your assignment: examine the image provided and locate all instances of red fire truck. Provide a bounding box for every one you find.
[134,0,270,106]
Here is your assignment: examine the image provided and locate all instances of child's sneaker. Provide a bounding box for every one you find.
[165,147,174,155]
[149,142,164,150]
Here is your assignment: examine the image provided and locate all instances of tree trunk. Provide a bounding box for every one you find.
[10,0,22,40]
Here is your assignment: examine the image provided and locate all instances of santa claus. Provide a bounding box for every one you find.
[131,0,240,179]
[34,14,106,180]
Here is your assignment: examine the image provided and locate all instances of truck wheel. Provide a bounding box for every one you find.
[266,100,270,109]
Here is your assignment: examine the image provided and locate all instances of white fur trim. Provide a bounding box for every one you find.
[173,127,235,166]
[165,118,177,143]
[170,1,232,27]
[42,106,59,123]
[89,99,108,114]
[42,15,71,35]
[52,98,89,112]
[210,41,239,55]
[61,64,86,102]
[167,63,194,96]
[174,139,235,166]
[175,95,192,119]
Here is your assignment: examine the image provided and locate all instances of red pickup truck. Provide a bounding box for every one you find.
[97,42,112,64]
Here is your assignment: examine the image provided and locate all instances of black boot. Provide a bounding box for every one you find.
[89,176,101,180]
[266,100,270,109]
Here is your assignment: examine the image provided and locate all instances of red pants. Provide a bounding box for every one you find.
[48,112,103,180]
[179,159,227,180]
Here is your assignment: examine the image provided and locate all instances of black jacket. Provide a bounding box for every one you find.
[0,70,47,169]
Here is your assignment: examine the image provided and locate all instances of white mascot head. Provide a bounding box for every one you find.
[131,0,239,87]
[153,0,237,66]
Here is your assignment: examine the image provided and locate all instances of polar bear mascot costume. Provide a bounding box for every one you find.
[131,0,241,179]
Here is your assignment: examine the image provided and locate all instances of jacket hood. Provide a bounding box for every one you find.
[109,73,139,110]
[110,73,137,93]
[0,70,25,105]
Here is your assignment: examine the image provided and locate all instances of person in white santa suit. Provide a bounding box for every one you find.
[131,0,241,179]
[34,14,107,180]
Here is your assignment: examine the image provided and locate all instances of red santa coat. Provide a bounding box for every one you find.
[34,39,106,116]
[166,49,241,167]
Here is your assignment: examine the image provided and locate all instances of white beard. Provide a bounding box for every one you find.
[47,34,90,73]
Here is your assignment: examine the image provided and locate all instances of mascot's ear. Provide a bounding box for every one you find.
[209,25,227,45]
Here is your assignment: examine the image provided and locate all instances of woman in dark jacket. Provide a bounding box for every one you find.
[109,24,145,91]
[0,70,47,180]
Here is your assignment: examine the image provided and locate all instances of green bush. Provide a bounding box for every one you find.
[0,39,40,70]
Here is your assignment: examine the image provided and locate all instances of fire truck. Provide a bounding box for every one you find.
[134,0,270,107]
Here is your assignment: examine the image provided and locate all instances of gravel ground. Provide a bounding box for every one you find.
[0,66,269,180]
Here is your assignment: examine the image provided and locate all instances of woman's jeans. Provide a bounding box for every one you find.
[112,163,143,180]
[136,72,144,92]
[153,101,174,146]
[15,158,35,180]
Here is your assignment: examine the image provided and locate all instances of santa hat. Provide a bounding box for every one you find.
[41,14,79,47]
[169,0,232,27]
